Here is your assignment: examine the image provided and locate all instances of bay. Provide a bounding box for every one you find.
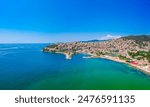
[0,44,150,90]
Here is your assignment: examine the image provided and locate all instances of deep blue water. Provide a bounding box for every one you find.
[0,44,150,90]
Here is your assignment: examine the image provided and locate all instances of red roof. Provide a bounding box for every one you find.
[131,61,138,65]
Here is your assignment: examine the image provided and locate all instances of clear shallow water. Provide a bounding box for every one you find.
[0,44,150,90]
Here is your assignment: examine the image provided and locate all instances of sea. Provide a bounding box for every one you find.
[0,44,150,90]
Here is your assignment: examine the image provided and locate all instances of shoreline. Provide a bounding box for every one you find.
[48,51,150,76]
[85,54,150,76]
[55,52,72,59]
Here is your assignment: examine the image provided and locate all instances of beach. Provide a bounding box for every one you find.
[83,54,150,75]
[61,51,150,75]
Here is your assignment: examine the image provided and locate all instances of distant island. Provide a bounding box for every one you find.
[43,35,150,75]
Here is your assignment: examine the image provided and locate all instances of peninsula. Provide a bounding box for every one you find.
[43,35,150,74]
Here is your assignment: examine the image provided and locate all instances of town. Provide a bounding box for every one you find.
[43,35,150,74]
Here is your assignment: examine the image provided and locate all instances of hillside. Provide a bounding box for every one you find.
[43,35,150,73]
[122,35,150,44]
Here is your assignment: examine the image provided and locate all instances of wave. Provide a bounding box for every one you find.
[0,47,20,51]
[0,53,9,56]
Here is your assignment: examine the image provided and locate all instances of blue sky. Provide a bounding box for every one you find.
[0,0,150,43]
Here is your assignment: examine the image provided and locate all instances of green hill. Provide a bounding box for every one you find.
[122,35,150,45]
[122,35,150,41]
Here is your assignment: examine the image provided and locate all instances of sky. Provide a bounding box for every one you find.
[0,0,150,43]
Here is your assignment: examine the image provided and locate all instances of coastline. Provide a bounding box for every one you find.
[44,35,150,76]
[85,54,150,76]
[47,51,150,76]
[55,52,72,59]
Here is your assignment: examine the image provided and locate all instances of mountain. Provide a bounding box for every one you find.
[81,39,107,43]
[122,35,150,44]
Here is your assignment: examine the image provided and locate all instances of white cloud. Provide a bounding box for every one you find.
[98,34,122,40]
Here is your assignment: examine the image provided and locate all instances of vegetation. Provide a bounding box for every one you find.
[44,35,150,66]
[118,55,131,61]
[47,44,58,48]
[147,51,150,63]
[122,35,150,45]
[95,51,105,56]
[122,35,150,41]
[128,51,150,62]
[72,49,77,54]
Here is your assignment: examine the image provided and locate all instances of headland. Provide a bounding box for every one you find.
[43,35,150,75]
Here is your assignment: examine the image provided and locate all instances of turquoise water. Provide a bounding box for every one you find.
[0,44,150,90]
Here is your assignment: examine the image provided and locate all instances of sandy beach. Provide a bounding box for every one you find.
[83,54,150,75]
[103,56,150,75]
